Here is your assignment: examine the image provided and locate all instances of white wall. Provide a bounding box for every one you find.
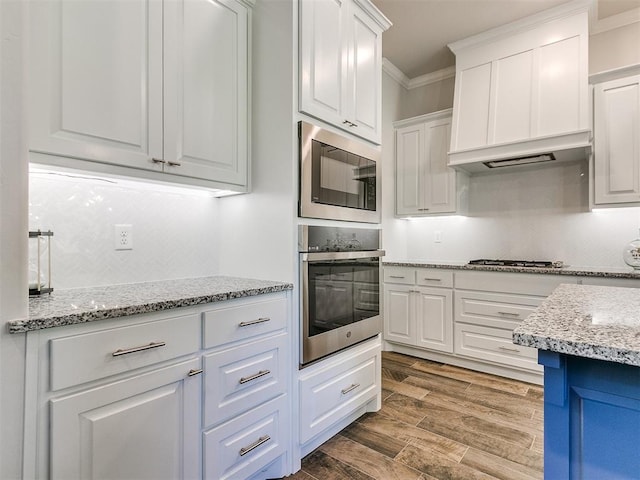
[0,2,29,478]
[29,171,220,289]
[217,0,297,283]
[400,76,455,118]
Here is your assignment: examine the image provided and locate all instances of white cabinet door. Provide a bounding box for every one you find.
[50,358,201,480]
[415,287,453,353]
[383,284,413,345]
[299,0,347,129]
[164,0,249,187]
[395,111,459,216]
[395,123,424,215]
[593,74,640,205]
[346,3,382,142]
[29,0,163,172]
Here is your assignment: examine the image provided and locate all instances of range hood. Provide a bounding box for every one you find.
[447,130,592,174]
[446,0,592,175]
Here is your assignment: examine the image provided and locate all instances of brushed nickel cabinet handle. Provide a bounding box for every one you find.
[497,311,520,317]
[167,161,181,167]
[239,435,271,456]
[423,278,442,282]
[112,341,166,357]
[239,369,271,384]
[151,158,166,164]
[239,317,271,327]
[341,383,360,395]
[417,208,430,211]
[389,275,405,279]
[498,346,520,353]
[187,368,203,377]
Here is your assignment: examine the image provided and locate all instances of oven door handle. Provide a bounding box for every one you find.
[301,250,385,262]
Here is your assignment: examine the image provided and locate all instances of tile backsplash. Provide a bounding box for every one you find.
[29,170,219,289]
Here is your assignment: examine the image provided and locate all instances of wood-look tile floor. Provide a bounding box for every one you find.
[286,351,544,480]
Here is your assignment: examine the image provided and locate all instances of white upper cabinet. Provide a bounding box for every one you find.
[395,110,467,216]
[447,1,591,171]
[299,0,391,144]
[29,0,252,192]
[593,72,640,206]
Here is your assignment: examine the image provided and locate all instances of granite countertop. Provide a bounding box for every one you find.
[9,276,293,334]
[513,283,640,366]
[383,260,640,279]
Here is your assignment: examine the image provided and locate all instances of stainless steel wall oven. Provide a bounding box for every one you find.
[299,226,384,366]
[299,121,381,223]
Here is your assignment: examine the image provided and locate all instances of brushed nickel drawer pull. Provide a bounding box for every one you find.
[239,435,271,456]
[498,346,520,353]
[239,369,271,384]
[187,368,203,377]
[239,317,271,327]
[389,275,405,279]
[151,158,166,164]
[423,278,442,282]
[497,311,520,317]
[417,208,430,211]
[167,161,181,167]
[112,341,166,357]
[341,383,360,395]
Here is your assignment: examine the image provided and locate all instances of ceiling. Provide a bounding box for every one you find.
[370,0,640,79]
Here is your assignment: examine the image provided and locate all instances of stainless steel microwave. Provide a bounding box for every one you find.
[299,121,381,223]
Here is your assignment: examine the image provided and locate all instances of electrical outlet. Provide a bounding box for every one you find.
[434,230,442,243]
[114,224,133,250]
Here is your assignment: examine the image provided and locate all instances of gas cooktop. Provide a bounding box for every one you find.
[468,259,564,268]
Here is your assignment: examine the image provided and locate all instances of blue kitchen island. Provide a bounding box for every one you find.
[513,283,640,480]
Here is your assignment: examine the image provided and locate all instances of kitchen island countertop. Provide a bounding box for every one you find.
[383,260,640,279]
[513,283,640,366]
[9,276,293,333]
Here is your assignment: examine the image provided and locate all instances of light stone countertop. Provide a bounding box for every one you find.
[513,283,640,366]
[9,276,293,334]
[383,260,640,279]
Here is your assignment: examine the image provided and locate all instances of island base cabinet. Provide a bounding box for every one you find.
[49,357,201,480]
[540,351,640,480]
[203,395,288,480]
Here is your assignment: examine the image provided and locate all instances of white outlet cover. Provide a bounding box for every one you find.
[114,224,133,250]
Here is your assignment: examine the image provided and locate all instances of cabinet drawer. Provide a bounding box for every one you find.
[50,314,200,391]
[299,343,379,443]
[416,269,453,288]
[203,395,287,480]
[455,270,570,296]
[454,323,541,372]
[203,294,287,349]
[204,333,287,427]
[384,267,415,284]
[455,291,543,329]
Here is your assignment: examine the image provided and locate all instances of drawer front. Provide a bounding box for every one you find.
[454,323,541,372]
[203,395,287,480]
[203,294,287,349]
[416,269,453,288]
[50,314,200,391]
[299,344,379,443]
[455,291,543,329]
[455,270,571,296]
[204,333,287,427]
[384,267,415,284]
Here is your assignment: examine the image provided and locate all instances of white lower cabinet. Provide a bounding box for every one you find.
[297,336,381,459]
[25,292,292,480]
[50,357,201,480]
[383,267,454,353]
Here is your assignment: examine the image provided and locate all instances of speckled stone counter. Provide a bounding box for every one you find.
[9,276,293,333]
[513,283,640,366]
[383,260,640,279]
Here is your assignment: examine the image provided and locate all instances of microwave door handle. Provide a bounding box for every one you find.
[301,250,385,262]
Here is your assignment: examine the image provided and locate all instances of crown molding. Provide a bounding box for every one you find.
[382,58,455,90]
[590,5,640,35]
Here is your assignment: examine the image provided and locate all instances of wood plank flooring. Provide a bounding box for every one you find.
[287,351,544,480]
